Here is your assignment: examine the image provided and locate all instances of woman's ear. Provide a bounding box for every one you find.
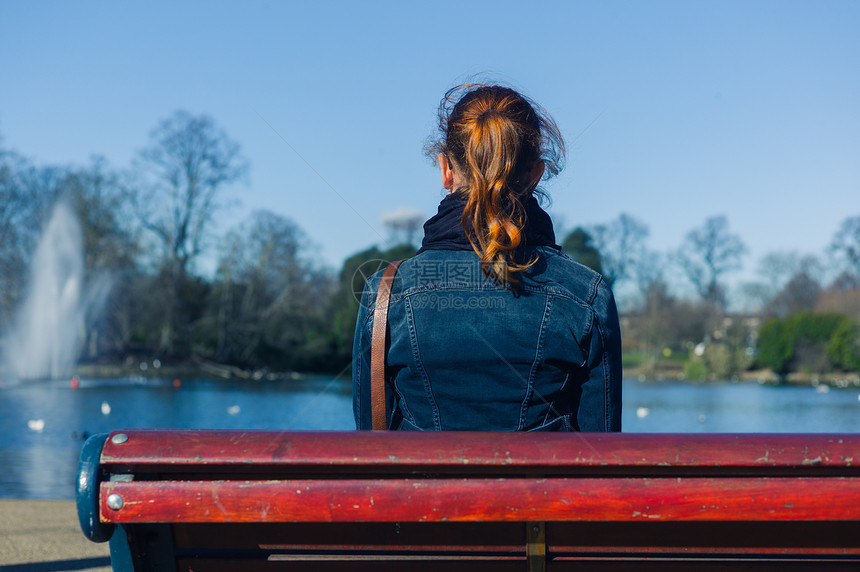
[438,153,455,190]
[528,160,545,190]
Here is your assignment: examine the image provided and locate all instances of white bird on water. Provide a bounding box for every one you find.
[27,419,45,432]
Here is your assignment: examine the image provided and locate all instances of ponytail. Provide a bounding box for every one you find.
[430,84,565,287]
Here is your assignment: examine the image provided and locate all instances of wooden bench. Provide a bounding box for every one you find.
[77,429,860,571]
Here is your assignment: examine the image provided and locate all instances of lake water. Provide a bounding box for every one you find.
[0,376,858,499]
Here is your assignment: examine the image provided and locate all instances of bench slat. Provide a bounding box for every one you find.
[99,430,860,473]
[100,476,860,523]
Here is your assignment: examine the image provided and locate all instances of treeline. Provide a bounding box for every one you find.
[1,112,859,379]
[0,113,423,375]
[564,212,860,379]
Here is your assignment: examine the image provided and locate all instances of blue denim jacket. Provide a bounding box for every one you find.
[353,196,622,432]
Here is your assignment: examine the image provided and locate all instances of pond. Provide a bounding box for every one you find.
[0,376,857,499]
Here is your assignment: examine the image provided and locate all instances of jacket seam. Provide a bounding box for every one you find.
[357,303,376,430]
[594,311,611,431]
[392,375,418,429]
[586,274,601,305]
[404,296,442,430]
[518,294,553,430]
[394,282,596,311]
[354,339,363,428]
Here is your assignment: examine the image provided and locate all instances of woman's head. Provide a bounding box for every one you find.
[428,84,565,286]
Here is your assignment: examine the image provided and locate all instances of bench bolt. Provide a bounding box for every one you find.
[107,494,124,510]
[111,433,128,445]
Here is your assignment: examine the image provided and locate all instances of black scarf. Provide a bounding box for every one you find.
[417,193,559,254]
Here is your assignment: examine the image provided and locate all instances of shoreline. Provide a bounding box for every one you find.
[37,360,860,388]
[0,499,110,571]
[622,364,860,387]
[2,350,858,388]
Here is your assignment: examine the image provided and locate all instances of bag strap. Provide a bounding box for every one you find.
[370,260,403,430]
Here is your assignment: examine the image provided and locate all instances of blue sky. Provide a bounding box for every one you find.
[1,1,858,302]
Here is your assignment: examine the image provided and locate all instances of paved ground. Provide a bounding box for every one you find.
[0,500,110,571]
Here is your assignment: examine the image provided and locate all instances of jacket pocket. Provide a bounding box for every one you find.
[394,417,425,431]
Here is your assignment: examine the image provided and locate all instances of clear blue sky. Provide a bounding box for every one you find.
[1,1,858,302]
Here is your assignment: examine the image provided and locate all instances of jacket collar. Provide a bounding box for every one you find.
[417,193,559,254]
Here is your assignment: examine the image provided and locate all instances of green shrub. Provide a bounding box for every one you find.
[826,318,860,372]
[756,313,852,374]
[756,318,793,374]
[683,356,707,381]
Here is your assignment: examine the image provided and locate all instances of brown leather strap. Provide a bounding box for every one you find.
[370,260,402,431]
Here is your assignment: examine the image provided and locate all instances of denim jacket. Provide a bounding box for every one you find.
[353,195,622,432]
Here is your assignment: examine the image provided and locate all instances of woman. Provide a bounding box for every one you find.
[353,84,621,431]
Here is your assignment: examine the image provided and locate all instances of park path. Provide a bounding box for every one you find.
[0,500,110,571]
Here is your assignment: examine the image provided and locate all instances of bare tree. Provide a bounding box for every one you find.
[0,148,31,323]
[134,111,248,354]
[633,248,666,304]
[588,213,649,287]
[757,252,803,295]
[741,251,822,312]
[765,272,822,319]
[209,210,334,370]
[829,215,860,280]
[677,215,746,310]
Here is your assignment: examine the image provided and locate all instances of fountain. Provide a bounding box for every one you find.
[4,201,86,380]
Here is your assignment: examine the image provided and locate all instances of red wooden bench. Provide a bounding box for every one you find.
[77,430,860,571]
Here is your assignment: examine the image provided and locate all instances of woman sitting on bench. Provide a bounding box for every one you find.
[353,83,621,432]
